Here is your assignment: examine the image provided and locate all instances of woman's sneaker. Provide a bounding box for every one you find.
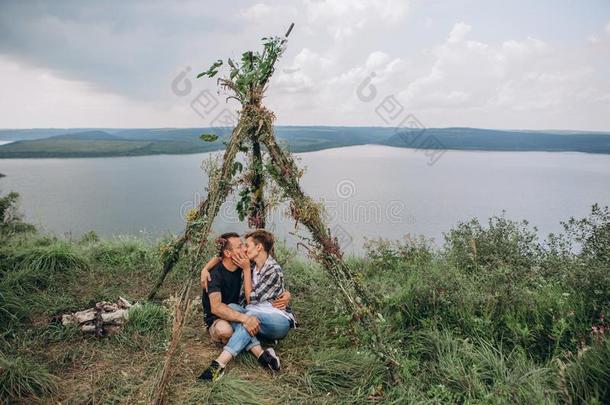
[197,360,225,382]
[258,348,281,372]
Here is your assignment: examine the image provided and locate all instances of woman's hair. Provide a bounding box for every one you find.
[245,229,275,256]
[216,232,240,257]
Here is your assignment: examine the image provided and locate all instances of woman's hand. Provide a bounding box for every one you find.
[200,267,211,291]
[231,251,251,272]
[272,291,291,310]
[200,256,221,291]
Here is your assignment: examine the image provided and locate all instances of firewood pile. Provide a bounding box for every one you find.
[61,297,133,336]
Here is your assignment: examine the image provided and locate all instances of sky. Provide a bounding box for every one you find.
[0,0,609,130]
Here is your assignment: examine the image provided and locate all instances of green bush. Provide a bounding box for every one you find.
[554,204,610,316]
[364,233,434,270]
[78,230,99,245]
[0,191,36,238]
[442,211,543,277]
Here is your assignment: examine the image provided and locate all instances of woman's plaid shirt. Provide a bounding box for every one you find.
[239,255,296,325]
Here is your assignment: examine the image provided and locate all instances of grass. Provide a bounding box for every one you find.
[184,372,271,404]
[17,241,90,274]
[0,353,59,400]
[88,235,155,271]
[0,194,608,403]
[301,349,384,399]
[560,339,610,404]
[125,302,169,335]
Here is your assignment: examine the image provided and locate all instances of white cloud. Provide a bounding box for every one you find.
[239,3,298,24]
[448,22,471,43]
[0,56,210,128]
[396,21,604,116]
[239,3,274,20]
[304,0,410,40]
[1,2,609,130]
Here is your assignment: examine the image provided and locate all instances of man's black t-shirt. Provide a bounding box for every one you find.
[201,261,243,328]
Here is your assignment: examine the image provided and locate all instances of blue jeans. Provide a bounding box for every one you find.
[223,303,291,357]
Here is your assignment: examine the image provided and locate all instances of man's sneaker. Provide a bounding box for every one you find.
[197,360,225,382]
[258,348,281,372]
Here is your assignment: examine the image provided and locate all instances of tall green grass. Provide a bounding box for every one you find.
[185,373,270,404]
[88,236,153,270]
[0,240,90,333]
[17,242,89,274]
[560,339,610,404]
[302,349,385,399]
[0,353,58,401]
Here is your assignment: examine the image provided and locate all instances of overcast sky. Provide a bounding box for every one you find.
[1,0,609,130]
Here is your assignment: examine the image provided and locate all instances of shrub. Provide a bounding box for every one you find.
[556,205,610,315]
[78,230,99,245]
[364,233,434,270]
[0,191,36,238]
[442,212,543,277]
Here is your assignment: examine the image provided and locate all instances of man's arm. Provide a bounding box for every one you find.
[209,292,259,335]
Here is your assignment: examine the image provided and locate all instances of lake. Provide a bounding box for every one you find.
[1,145,609,253]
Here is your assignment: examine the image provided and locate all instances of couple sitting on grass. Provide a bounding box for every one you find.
[197,229,295,381]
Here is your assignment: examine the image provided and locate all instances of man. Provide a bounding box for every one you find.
[198,231,291,381]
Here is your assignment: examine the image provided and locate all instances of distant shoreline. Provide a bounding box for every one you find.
[1,126,609,158]
[1,144,610,160]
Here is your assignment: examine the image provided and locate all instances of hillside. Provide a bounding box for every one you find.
[0,191,609,403]
[1,127,610,158]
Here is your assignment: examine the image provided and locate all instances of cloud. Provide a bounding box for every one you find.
[0,2,609,130]
[304,0,409,40]
[0,56,185,127]
[448,22,471,43]
[395,21,605,117]
[0,0,232,101]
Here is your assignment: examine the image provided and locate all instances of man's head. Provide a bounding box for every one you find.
[217,232,243,259]
[244,229,274,261]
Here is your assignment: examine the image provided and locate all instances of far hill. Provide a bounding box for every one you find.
[46,130,123,141]
[0,126,609,158]
[384,127,610,154]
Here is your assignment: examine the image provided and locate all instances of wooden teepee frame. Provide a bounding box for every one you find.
[148,23,377,403]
